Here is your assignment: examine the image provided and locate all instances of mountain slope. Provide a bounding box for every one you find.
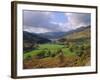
[64,26,90,39]
[58,25,90,42]
[23,31,51,52]
[23,31,51,43]
[38,26,90,40]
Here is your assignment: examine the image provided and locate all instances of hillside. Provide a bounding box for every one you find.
[64,26,90,39]
[23,31,51,52]
[58,25,90,42]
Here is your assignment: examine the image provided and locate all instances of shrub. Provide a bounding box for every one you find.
[69,47,74,52]
[47,50,51,57]
[35,50,46,59]
[51,53,56,57]
[26,55,32,60]
[45,50,51,57]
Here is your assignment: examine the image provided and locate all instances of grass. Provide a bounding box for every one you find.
[24,43,76,59]
[39,43,64,49]
[23,42,90,69]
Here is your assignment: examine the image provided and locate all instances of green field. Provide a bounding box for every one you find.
[24,43,76,59]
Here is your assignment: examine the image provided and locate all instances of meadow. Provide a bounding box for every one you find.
[24,43,76,59]
[23,40,90,69]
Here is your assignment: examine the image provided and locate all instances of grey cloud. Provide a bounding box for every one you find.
[23,10,50,27]
[23,10,91,33]
[23,10,63,32]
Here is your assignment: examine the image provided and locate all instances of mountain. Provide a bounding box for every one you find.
[23,25,90,52]
[38,32,66,39]
[23,31,51,43]
[58,25,90,43]
[23,31,51,52]
[64,25,90,39]
[38,25,90,40]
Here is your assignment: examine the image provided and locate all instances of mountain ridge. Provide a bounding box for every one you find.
[36,25,90,40]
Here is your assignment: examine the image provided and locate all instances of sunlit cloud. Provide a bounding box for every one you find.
[65,13,91,29]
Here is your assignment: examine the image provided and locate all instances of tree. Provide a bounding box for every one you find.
[58,49,64,63]
[47,50,51,57]
[45,49,51,57]
[69,47,74,52]
[77,45,84,57]
[51,53,56,57]
[63,42,69,48]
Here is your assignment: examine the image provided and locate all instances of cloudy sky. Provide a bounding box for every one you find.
[23,10,91,33]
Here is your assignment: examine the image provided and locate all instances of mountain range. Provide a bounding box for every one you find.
[38,25,90,40]
[23,25,90,51]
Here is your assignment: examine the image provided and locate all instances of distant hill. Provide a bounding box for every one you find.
[23,31,51,43]
[38,26,90,40]
[23,31,51,52]
[38,32,66,39]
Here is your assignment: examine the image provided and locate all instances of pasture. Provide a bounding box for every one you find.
[24,43,76,60]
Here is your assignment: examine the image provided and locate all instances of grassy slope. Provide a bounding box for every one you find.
[64,28,90,39]
[24,43,76,59]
